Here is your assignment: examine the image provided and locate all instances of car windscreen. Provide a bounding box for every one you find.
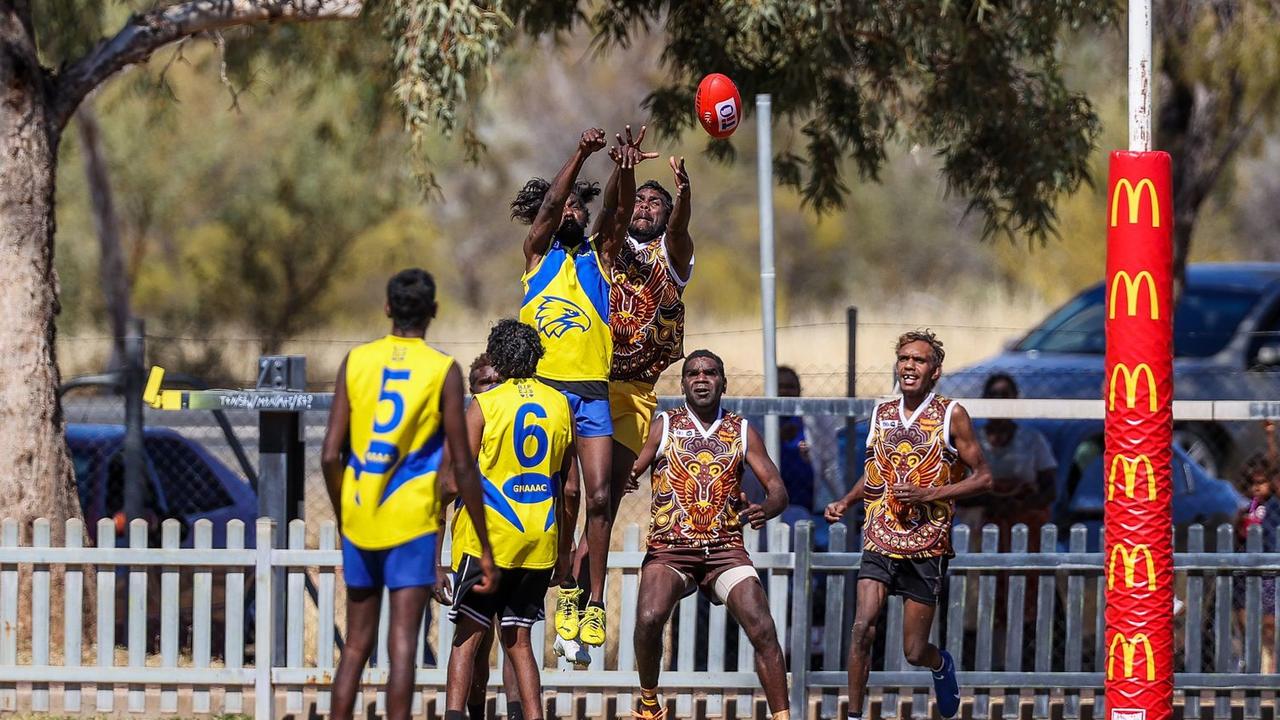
[1016,285,1259,357]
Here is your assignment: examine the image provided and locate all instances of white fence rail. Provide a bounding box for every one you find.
[2,517,1278,719]
[0,517,795,719]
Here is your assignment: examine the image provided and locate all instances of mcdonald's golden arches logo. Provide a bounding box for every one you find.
[1109,270,1160,320]
[1110,177,1161,228]
[1108,362,1158,412]
[1107,632,1156,681]
[1108,543,1157,591]
[1107,453,1157,501]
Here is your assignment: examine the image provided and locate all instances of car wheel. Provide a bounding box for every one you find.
[1173,424,1226,478]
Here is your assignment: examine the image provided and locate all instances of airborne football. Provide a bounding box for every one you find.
[695,72,742,139]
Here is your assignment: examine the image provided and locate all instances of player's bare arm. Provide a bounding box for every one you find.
[627,412,666,493]
[432,443,458,605]
[320,356,351,524]
[664,155,693,276]
[741,424,789,528]
[448,364,499,593]
[891,404,993,504]
[824,476,867,523]
[523,127,606,271]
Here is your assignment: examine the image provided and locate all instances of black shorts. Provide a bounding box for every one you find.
[448,554,552,629]
[858,550,949,605]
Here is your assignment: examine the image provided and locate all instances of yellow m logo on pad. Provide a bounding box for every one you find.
[1110,178,1161,228]
[1109,270,1160,320]
[1109,363,1158,412]
[1108,543,1157,591]
[1107,453,1157,501]
[1108,632,1156,680]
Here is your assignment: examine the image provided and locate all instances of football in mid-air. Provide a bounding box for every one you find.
[695,73,742,139]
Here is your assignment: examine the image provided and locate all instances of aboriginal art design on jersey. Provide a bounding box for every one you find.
[648,406,747,550]
[862,394,964,559]
[610,236,687,385]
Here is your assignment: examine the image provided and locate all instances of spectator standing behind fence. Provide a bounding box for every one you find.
[972,373,1056,552]
[321,269,497,720]
[1233,426,1278,673]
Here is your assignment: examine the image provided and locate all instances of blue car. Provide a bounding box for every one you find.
[838,418,1244,551]
[936,262,1280,478]
[66,424,258,548]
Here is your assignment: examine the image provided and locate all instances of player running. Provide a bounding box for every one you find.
[823,329,993,720]
[512,127,639,656]
[627,350,791,720]
[444,319,576,720]
[322,268,497,720]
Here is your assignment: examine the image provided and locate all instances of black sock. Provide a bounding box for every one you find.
[507,700,525,720]
[444,711,465,720]
[587,600,605,609]
[467,701,485,720]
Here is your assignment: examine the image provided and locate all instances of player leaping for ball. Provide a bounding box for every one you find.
[512,128,643,658]
[627,350,791,720]
[823,329,992,720]
[555,125,676,661]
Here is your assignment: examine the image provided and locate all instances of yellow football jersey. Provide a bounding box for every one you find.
[519,235,613,382]
[451,378,574,570]
[341,335,453,549]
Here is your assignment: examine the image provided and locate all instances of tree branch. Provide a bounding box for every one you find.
[52,0,362,131]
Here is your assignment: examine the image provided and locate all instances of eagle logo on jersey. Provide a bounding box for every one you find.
[535,296,591,338]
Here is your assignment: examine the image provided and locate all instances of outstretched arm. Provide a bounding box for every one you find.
[524,128,606,272]
[741,424,789,527]
[598,126,657,268]
[663,156,693,279]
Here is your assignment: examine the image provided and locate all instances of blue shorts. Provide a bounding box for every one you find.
[342,532,438,590]
[561,391,613,438]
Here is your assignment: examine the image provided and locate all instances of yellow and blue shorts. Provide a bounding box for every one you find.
[609,380,658,456]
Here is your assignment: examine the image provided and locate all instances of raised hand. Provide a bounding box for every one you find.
[612,125,659,169]
[579,127,607,155]
[669,155,690,193]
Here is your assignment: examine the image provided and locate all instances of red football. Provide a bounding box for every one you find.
[695,73,742,139]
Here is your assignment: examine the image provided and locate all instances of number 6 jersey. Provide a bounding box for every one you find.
[451,378,574,570]
[342,335,454,549]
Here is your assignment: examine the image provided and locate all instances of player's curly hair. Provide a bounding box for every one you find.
[509,177,601,225]
[486,320,544,380]
[385,268,436,331]
[895,328,945,365]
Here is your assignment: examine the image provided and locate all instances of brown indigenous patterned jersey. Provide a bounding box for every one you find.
[648,406,747,550]
[862,393,965,559]
[610,235,690,385]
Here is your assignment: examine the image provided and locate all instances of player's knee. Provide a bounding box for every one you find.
[902,639,932,668]
[850,619,877,653]
[635,605,668,633]
[584,483,611,517]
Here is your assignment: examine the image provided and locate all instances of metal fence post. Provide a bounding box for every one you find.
[257,355,306,667]
[123,317,146,522]
[844,306,858,488]
[789,521,812,716]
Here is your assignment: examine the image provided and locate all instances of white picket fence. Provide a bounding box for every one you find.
[0,517,796,719]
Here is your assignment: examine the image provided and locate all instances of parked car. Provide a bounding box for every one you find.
[837,418,1244,551]
[66,424,258,652]
[67,423,257,547]
[937,262,1280,478]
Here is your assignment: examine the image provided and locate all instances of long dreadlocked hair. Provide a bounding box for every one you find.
[509,178,602,225]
